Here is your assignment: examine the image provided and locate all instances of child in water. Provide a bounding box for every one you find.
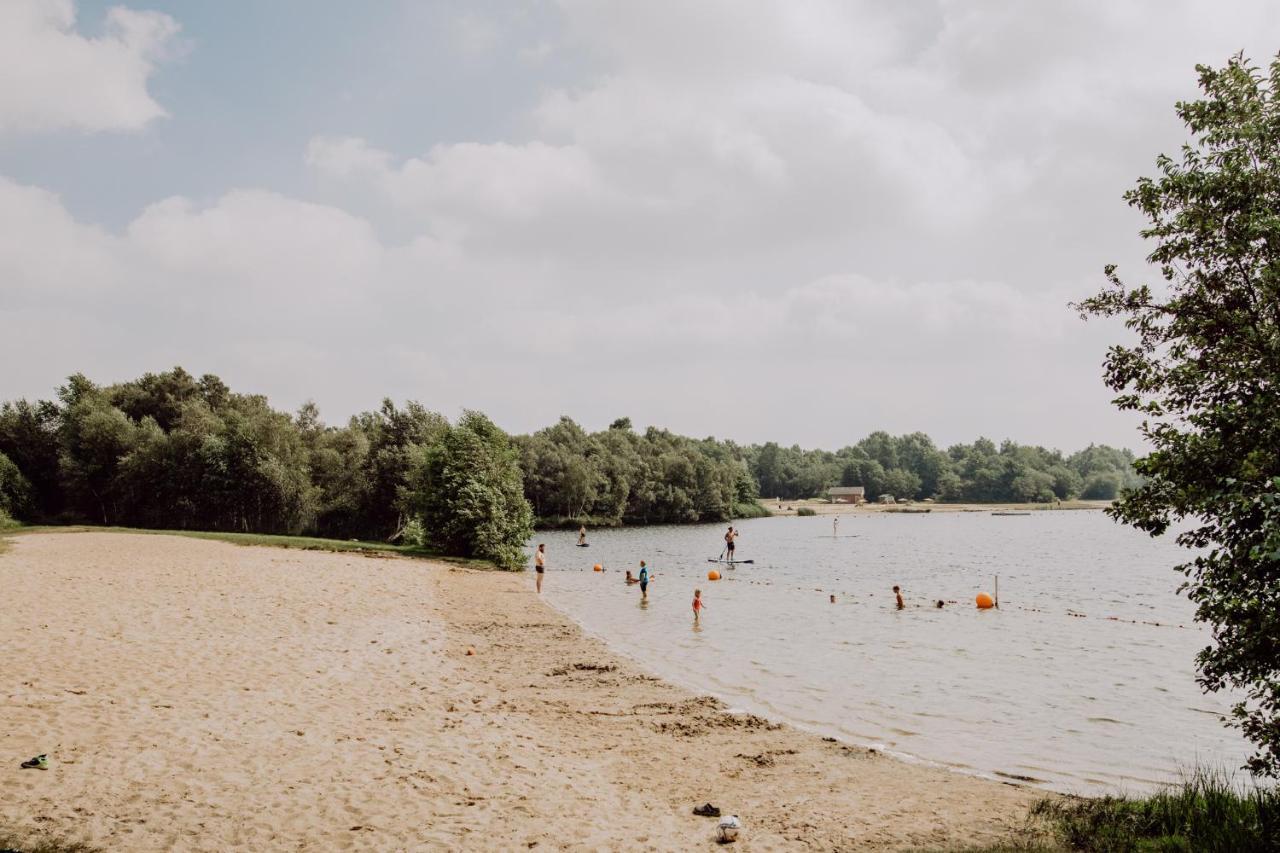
[692,588,705,622]
[893,585,904,610]
[625,570,638,585]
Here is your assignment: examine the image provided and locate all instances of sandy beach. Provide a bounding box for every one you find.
[1,532,1042,851]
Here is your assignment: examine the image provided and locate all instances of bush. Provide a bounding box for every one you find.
[409,411,533,570]
[0,450,32,519]
[398,517,426,548]
[731,501,771,519]
[1081,471,1121,500]
[796,507,817,516]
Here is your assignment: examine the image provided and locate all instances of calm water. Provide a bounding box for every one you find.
[531,511,1249,794]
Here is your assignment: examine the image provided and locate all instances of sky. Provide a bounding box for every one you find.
[2,1,1277,451]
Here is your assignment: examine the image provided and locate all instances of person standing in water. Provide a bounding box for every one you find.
[534,544,546,594]
[724,526,738,560]
[638,561,650,600]
[692,589,705,623]
[893,585,904,610]
[833,516,839,537]
[577,525,587,546]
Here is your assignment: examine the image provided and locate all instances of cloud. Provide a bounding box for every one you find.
[24,0,1270,448]
[0,171,1126,448]
[0,0,179,136]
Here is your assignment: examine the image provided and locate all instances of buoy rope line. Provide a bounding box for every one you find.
[561,565,1189,629]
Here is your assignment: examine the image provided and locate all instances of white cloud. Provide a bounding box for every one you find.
[20,0,1271,448]
[0,0,178,136]
[0,172,1128,447]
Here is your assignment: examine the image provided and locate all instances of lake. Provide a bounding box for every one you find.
[530,510,1249,795]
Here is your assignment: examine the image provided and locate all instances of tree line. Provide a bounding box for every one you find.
[747,433,1140,504]
[0,368,1138,566]
[0,370,531,568]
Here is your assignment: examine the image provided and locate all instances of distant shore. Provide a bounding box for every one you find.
[1,531,1044,850]
[760,498,1113,517]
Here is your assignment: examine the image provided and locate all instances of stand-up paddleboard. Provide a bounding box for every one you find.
[707,558,754,565]
[576,543,590,547]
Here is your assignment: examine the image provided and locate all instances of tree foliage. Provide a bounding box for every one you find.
[513,419,758,527]
[0,369,1140,565]
[0,369,521,566]
[1076,54,1280,776]
[408,411,533,570]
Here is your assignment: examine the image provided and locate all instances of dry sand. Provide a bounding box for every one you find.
[1,532,1043,851]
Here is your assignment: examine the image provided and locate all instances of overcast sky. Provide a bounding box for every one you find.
[2,1,1276,451]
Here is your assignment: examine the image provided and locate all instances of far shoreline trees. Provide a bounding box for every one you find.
[0,367,1140,558]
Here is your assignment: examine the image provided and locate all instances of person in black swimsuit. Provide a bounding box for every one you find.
[724,526,737,559]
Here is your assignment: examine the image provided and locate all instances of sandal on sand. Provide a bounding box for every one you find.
[693,803,721,817]
[20,755,48,770]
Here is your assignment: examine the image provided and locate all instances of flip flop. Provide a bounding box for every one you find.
[20,754,48,770]
[693,803,721,817]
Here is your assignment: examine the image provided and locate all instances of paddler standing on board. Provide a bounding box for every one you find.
[577,525,587,546]
[724,526,738,561]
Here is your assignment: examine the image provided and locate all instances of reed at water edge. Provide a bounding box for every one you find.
[1024,768,1279,852]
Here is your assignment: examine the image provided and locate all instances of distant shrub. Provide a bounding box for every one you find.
[533,515,621,530]
[399,517,426,548]
[1081,471,1121,500]
[732,501,771,519]
[796,507,817,517]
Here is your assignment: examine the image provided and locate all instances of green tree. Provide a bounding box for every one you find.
[1076,54,1280,776]
[0,451,32,520]
[56,375,140,524]
[411,411,533,569]
[0,399,62,520]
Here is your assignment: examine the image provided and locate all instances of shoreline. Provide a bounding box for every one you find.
[540,587,1039,792]
[2,531,1045,850]
[760,499,1112,518]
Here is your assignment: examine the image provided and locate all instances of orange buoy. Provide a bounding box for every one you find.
[593,563,603,572]
[976,592,995,609]
[708,570,721,581]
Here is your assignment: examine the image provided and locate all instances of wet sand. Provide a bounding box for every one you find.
[1,532,1043,850]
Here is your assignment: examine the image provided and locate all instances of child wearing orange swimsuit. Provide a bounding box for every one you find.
[692,589,705,622]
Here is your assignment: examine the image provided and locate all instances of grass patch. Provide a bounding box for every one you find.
[1031,769,1280,852]
[0,830,98,853]
[1,524,498,570]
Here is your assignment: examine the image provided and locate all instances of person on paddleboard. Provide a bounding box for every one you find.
[577,525,587,546]
[724,526,738,560]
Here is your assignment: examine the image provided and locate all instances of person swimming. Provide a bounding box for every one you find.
[625,570,639,585]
